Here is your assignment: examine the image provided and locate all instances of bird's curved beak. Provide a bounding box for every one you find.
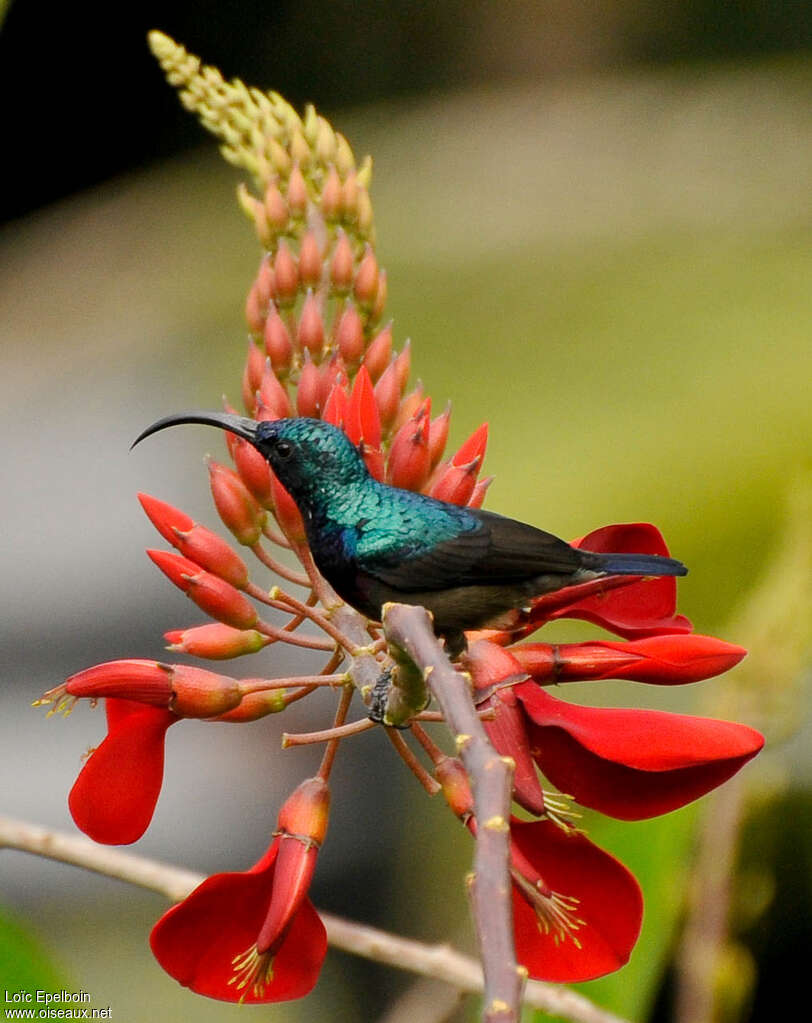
[131,411,260,450]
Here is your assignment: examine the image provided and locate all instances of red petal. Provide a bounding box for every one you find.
[517,685,764,820]
[512,819,642,981]
[150,849,326,1003]
[69,700,177,844]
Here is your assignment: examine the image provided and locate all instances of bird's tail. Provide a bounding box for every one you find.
[586,551,688,577]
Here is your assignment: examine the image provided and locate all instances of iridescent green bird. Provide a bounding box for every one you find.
[134,414,687,655]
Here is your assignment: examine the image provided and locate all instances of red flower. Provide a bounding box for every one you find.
[515,683,763,820]
[69,699,178,845]
[151,778,329,1003]
[510,819,643,982]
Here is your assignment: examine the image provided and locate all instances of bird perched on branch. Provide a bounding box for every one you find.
[134,413,687,656]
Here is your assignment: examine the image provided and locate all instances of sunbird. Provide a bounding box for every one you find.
[134,414,687,655]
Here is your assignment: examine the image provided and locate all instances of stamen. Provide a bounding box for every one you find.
[542,790,582,833]
[228,943,274,1001]
[513,872,586,949]
[33,685,78,718]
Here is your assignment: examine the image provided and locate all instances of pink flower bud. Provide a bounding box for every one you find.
[242,341,266,415]
[212,689,288,722]
[245,281,266,338]
[427,404,451,468]
[392,384,424,432]
[296,351,321,417]
[321,164,342,221]
[370,266,386,322]
[353,245,379,308]
[255,255,275,309]
[165,623,270,659]
[317,355,349,410]
[329,231,354,293]
[259,359,293,419]
[393,340,411,395]
[263,181,289,233]
[468,474,493,509]
[428,458,480,505]
[263,306,293,375]
[233,437,273,508]
[208,461,267,546]
[277,776,330,844]
[451,422,488,467]
[299,231,323,288]
[334,303,365,365]
[363,323,393,382]
[387,400,431,491]
[297,290,325,357]
[270,473,306,542]
[147,550,259,629]
[286,163,308,218]
[373,358,401,433]
[273,240,299,307]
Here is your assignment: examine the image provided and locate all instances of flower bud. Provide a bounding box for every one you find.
[468,474,493,509]
[329,231,354,293]
[363,322,393,382]
[57,659,243,718]
[277,776,331,845]
[435,756,473,820]
[353,245,379,308]
[387,400,431,491]
[263,306,293,375]
[208,461,267,546]
[296,351,321,417]
[299,230,323,288]
[138,494,249,588]
[427,404,451,468]
[263,180,289,234]
[428,458,480,505]
[259,359,293,419]
[147,550,259,630]
[242,341,266,415]
[392,384,424,433]
[270,472,306,542]
[297,290,325,357]
[233,437,273,508]
[165,623,270,659]
[393,338,410,394]
[373,358,400,433]
[321,164,342,221]
[255,255,276,308]
[245,281,266,338]
[212,689,289,721]
[358,187,375,241]
[334,303,365,366]
[286,162,308,218]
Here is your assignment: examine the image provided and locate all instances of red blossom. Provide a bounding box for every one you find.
[516,684,764,820]
[511,819,643,982]
[69,699,178,845]
[510,633,747,686]
[151,777,329,1002]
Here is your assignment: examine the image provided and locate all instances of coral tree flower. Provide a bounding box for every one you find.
[151,777,330,1003]
[69,699,178,845]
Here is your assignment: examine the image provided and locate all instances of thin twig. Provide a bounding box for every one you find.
[382,604,521,1023]
[0,816,629,1023]
[282,717,375,747]
[250,541,311,587]
[385,727,441,795]
[255,616,335,651]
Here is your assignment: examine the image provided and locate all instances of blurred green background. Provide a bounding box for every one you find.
[1,2,810,1021]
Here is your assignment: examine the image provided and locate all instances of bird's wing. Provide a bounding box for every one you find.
[362,508,581,593]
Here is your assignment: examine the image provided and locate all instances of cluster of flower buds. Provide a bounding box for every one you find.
[38,35,764,1004]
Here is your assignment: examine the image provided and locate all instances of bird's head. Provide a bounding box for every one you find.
[133,412,369,505]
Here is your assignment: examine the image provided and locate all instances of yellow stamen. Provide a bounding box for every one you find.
[228,943,275,1001]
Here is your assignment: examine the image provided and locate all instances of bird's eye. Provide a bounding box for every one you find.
[275,439,293,460]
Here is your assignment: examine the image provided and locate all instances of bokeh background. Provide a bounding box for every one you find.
[1,2,810,1020]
